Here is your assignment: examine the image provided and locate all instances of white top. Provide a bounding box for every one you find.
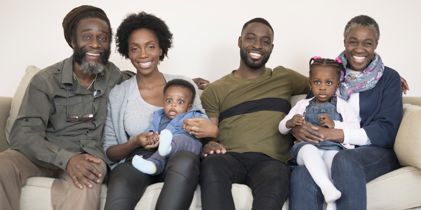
[345,92,371,145]
[124,77,161,137]
[278,96,364,148]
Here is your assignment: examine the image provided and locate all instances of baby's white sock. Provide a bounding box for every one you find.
[326,201,337,210]
[158,129,173,156]
[132,155,157,175]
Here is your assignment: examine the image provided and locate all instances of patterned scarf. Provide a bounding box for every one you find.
[337,51,384,100]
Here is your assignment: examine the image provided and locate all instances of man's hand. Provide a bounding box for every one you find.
[400,76,409,94]
[202,141,226,157]
[192,77,210,90]
[290,121,324,144]
[66,154,104,189]
[183,118,218,138]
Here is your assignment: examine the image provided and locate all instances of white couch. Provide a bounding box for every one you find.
[1,66,421,210]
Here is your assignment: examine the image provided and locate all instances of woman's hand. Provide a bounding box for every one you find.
[192,77,210,90]
[183,118,218,138]
[400,76,409,94]
[202,141,226,157]
[317,127,344,143]
[132,132,159,149]
[290,121,324,144]
[106,132,159,162]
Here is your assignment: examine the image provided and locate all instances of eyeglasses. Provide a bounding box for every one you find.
[65,88,96,123]
[66,113,95,122]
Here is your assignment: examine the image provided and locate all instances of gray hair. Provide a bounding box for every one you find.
[344,15,380,41]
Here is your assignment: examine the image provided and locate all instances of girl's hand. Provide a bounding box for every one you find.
[319,114,334,128]
[287,114,304,128]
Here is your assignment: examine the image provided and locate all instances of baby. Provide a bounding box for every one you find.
[132,79,208,175]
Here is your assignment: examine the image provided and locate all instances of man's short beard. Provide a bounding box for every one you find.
[240,48,270,70]
[73,47,111,76]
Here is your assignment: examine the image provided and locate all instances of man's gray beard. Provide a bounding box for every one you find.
[79,60,105,76]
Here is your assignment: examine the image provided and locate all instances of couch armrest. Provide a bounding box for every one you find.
[403,96,421,106]
[0,97,12,152]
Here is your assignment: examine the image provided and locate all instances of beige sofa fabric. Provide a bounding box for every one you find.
[5,65,40,143]
[395,104,421,169]
[0,97,11,151]
[367,166,421,210]
[20,178,280,210]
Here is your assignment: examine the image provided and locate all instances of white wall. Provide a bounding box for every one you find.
[1,0,420,97]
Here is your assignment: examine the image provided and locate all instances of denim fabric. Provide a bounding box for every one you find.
[290,141,346,162]
[304,97,342,125]
[158,116,172,131]
[148,134,202,174]
[145,108,206,174]
[291,97,345,160]
[148,108,207,136]
[200,152,290,210]
[289,145,400,210]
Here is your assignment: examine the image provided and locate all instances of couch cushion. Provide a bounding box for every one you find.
[394,104,421,170]
[367,166,421,210]
[21,177,54,210]
[23,179,287,210]
[5,65,40,143]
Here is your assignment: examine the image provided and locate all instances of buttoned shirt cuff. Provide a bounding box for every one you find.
[54,149,78,170]
[343,128,371,146]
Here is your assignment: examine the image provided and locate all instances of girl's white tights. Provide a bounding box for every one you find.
[296,144,341,210]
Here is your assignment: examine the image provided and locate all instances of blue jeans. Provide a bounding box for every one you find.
[289,145,400,210]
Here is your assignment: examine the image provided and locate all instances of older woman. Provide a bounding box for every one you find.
[102,12,202,210]
[289,15,403,210]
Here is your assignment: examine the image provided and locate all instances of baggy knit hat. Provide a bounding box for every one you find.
[62,5,111,48]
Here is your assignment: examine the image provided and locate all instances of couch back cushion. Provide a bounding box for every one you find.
[394,104,421,170]
[5,65,40,143]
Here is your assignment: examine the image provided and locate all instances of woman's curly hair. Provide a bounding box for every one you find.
[116,12,173,61]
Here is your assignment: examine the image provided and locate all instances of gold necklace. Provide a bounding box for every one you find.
[87,74,97,90]
[73,73,97,90]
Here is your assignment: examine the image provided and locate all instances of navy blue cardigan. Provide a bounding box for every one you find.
[359,66,403,148]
